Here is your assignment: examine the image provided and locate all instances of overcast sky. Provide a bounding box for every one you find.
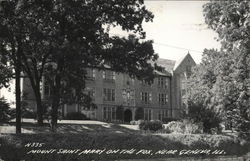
[1,1,222,103]
[111,1,221,64]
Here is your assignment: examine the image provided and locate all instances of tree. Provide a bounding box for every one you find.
[186,1,250,133]
[0,0,26,133]
[0,61,12,89]
[185,49,224,133]
[2,0,158,131]
[0,0,45,128]
[203,0,250,132]
[32,0,157,131]
[0,58,13,122]
[187,101,222,134]
[0,97,14,122]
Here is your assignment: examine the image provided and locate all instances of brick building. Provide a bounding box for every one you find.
[22,52,195,122]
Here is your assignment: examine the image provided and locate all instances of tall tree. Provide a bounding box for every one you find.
[203,0,250,132]
[0,0,24,133]
[0,0,50,126]
[186,0,250,132]
[185,49,225,133]
[40,0,157,131]
[1,0,158,131]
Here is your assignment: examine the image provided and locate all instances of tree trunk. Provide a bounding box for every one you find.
[51,99,59,132]
[51,75,61,132]
[35,89,43,126]
[15,52,21,134]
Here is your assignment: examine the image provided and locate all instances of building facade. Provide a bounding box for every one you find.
[21,53,196,122]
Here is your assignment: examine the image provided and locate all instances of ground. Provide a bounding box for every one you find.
[0,119,139,134]
[0,119,250,161]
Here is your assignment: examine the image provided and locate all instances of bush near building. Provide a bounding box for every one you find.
[22,109,36,119]
[65,112,88,120]
[162,117,178,124]
[186,102,222,134]
[139,120,163,132]
[164,120,203,134]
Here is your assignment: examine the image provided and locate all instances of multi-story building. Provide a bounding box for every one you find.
[22,52,196,122]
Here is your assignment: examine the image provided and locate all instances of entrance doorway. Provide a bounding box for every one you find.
[124,109,132,123]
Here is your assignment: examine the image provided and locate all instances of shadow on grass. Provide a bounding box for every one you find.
[0,129,250,161]
[1,121,250,161]
[1,121,139,134]
[0,131,187,161]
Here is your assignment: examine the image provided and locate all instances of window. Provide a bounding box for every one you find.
[103,88,115,102]
[122,89,135,106]
[158,77,164,87]
[158,110,168,121]
[181,75,188,97]
[144,109,152,121]
[186,66,192,78]
[158,77,168,88]
[140,92,152,104]
[141,80,153,86]
[103,70,115,82]
[158,93,168,105]
[86,69,96,80]
[103,107,116,121]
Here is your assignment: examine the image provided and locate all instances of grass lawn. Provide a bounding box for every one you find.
[0,120,250,161]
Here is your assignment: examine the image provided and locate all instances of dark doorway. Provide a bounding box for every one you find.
[124,109,132,123]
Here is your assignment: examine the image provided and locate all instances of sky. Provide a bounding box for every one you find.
[111,0,221,64]
[0,1,221,104]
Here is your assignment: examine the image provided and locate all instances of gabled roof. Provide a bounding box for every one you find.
[99,52,195,77]
[155,52,195,74]
[173,52,189,70]
[155,58,176,73]
[173,52,196,71]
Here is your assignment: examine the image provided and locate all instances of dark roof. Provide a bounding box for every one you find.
[101,53,194,76]
[155,58,176,72]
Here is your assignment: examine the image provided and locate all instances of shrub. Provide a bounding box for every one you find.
[22,109,36,119]
[139,120,163,132]
[162,117,178,124]
[164,121,184,133]
[183,120,203,134]
[65,112,88,120]
[130,119,144,125]
[165,120,203,134]
[130,120,136,125]
[187,102,222,134]
[0,97,14,122]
